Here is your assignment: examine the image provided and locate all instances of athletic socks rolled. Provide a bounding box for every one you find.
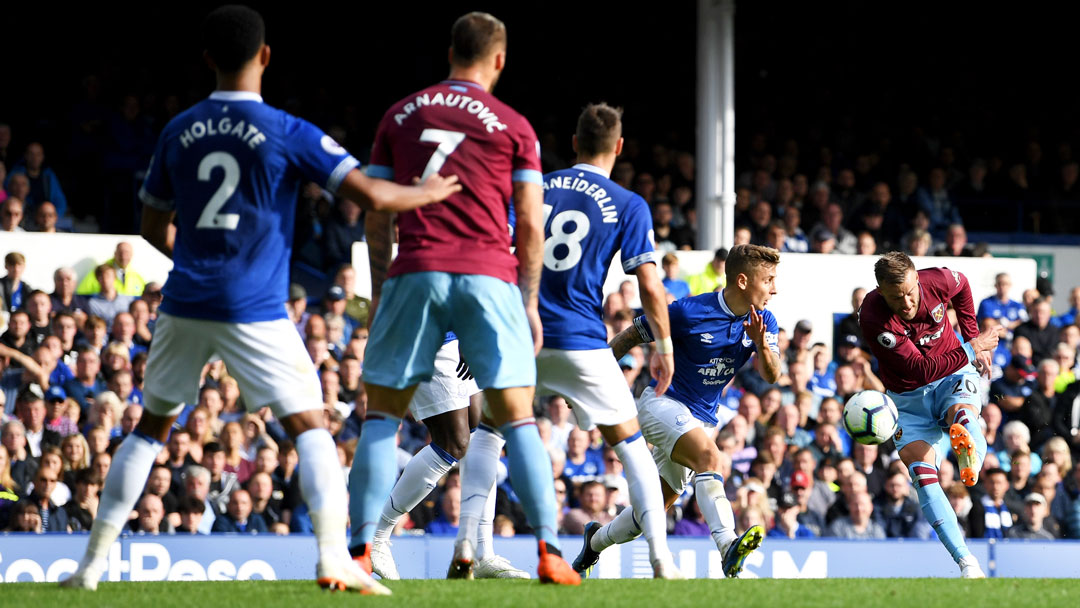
[613,432,672,563]
[910,460,971,563]
[373,443,456,544]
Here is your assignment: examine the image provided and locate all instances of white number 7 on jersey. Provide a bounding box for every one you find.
[419,129,466,181]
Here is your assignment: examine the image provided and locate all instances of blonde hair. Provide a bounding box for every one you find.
[93,391,125,427]
[0,445,19,492]
[61,433,92,471]
[1042,436,1073,475]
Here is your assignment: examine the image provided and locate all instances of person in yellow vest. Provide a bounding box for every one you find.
[686,247,728,295]
[76,242,147,296]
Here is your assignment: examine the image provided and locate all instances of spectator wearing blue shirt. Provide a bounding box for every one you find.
[211,489,267,534]
[660,253,691,300]
[990,354,1036,416]
[563,428,603,484]
[977,273,1027,331]
[425,486,461,536]
[1055,286,1080,327]
[768,492,816,538]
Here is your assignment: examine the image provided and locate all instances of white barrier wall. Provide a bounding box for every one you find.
[0,232,173,293]
[352,244,1038,353]
[987,243,1080,301]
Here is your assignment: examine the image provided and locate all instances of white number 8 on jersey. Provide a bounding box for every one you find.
[543,208,590,271]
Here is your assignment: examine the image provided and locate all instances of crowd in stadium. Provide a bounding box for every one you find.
[4,95,1080,545]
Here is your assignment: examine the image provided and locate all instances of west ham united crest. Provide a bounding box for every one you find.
[894,427,903,441]
[931,303,945,324]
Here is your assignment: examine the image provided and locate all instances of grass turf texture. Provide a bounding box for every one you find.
[4,579,1079,607]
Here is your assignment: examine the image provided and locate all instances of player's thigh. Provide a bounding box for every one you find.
[364,272,453,390]
[636,387,703,493]
[210,318,321,417]
[889,387,947,462]
[934,365,983,419]
[536,348,637,432]
[409,340,478,422]
[142,313,215,416]
[450,274,536,390]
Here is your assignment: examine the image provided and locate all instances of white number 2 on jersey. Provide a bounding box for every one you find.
[543,205,591,271]
[419,129,466,181]
[196,151,240,230]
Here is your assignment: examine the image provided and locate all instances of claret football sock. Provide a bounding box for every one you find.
[953,407,987,465]
[348,413,402,550]
[373,443,456,545]
[457,424,504,557]
[613,432,672,564]
[79,431,163,573]
[500,417,560,550]
[909,460,971,563]
[693,472,738,554]
[296,427,352,563]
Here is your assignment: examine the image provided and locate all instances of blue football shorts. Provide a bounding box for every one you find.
[887,363,982,465]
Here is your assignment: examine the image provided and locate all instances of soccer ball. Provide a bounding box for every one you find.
[842,390,899,445]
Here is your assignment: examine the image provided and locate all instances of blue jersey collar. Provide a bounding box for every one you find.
[442,79,485,91]
[572,163,610,178]
[716,289,746,319]
[209,91,264,103]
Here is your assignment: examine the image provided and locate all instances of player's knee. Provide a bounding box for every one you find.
[436,431,471,461]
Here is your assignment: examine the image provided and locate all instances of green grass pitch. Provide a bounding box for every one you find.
[3,579,1079,607]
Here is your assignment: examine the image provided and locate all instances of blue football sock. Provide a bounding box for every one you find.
[954,407,987,466]
[500,417,560,550]
[348,413,402,550]
[910,460,970,564]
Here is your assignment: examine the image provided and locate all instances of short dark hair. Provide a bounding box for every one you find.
[575,103,623,158]
[179,495,206,515]
[203,441,224,455]
[874,251,916,286]
[450,12,506,66]
[202,5,266,74]
[75,468,104,486]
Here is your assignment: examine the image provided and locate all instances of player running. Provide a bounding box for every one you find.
[60,5,459,596]
[859,251,1001,578]
[574,244,781,579]
[437,103,682,579]
[347,12,580,586]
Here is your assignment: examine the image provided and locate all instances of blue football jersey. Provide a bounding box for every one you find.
[139,91,360,323]
[635,291,780,426]
[539,164,656,350]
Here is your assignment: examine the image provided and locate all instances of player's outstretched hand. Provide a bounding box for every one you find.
[418,173,462,203]
[974,349,994,378]
[743,305,766,345]
[971,325,1004,353]
[651,351,675,397]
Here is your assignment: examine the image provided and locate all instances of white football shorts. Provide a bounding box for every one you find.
[142,312,321,419]
[409,340,481,422]
[536,347,638,431]
[637,386,714,494]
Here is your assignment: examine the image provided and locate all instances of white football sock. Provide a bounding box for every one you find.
[591,504,642,552]
[613,434,672,564]
[456,426,504,551]
[475,480,497,560]
[373,444,455,544]
[79,432,162,572]
[297,428,351,564]
[694,471,737,553]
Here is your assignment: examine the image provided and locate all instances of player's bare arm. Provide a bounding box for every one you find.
[140,205,176,258]
[513,180,544,354]
[338,169,461,213]
[971,325,1004,377]
[635,263,674,396]
[609,324,648,360]
[364,210,394,327]
[0,343,48,387]
[746,305,781,383]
